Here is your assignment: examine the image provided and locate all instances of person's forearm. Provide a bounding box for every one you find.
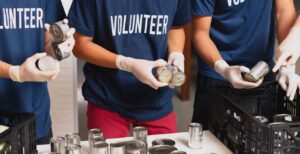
[73,33,117,68]
[0,61,11,78]
[192,31,222,67]
[275,0,296,43]
[168,27,185,54]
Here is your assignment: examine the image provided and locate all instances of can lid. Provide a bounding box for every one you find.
[152,138,176,146]
[170,150,187,154]
[171,71,186,86]
[149,145,177,154]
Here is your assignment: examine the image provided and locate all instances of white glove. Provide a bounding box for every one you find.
[9,53,60,82]
[168,52,185,72]
[273,27,300,72]
[45,19,76,59]
[116,55,168,89]
[214,60,263,89]
[277,66,300,101]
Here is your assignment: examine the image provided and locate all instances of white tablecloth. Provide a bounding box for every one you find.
[38,131,233,154]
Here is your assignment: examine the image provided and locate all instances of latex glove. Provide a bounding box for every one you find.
[9,53,60,82]
[273,27,300,72]
[277,66,300,101]
[168,52,185,72]
[45,19,76,59]
[214,60,263,89]
[116,55,168,89]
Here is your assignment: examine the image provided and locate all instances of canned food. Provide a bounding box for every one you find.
[170,150,187,154]
[148,145,177,154]
[65,133,81,146]
[50,136,65,154]
[152,139,175,146]
[91,142,109,154]
[155,65,173,84]
[125,141,145,154]
[50,21,70,43]
[65,144,81,154]
[273,114,299,123]
[254,116,269,124]
[188,123,203,149]
[110,142,126,154]
[243,61,269,82]
[170,66,186,86]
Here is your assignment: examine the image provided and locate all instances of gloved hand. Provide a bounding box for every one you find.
[277,66,300,101]
[168,52,185,72]
[9,53,60,82]
[273,27,300,72]
[214,60,263,89]
[116,55,168,89]
[45,19,76,59]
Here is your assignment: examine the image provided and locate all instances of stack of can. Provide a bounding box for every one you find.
[50,132,81,154]
[88,128,108,154]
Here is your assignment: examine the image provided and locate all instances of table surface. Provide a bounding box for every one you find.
[38,131,233,154]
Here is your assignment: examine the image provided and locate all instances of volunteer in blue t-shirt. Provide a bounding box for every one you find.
[68,0,191,138]
[191,0,300,128]
[0,0,75,144]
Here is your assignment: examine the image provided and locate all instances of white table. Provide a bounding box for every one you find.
[38,131,233,154]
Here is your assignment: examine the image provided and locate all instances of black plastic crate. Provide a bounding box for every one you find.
[208,82,300,154]
[0,112,37,154]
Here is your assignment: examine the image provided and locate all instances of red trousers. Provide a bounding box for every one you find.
[87,103,178,139]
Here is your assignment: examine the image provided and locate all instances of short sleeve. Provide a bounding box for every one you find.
[172,0,191,26]
[45,0,66,24]
[68,0,96,37]
[192,0,216,16]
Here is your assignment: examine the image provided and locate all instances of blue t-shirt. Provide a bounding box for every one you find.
[192,0,275,80]
[0,0,65,139]
[68,0,191,121]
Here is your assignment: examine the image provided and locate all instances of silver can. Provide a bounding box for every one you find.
[125,141,145,154]
[170,150,187,154]
[65,133,81,146]
[148,145,177,154]
[132,126,147,154]
[254,116,269,124]
[50,136,65,154]
[89,129,104,144]
[65,144,81,154]
[110,142,126,154]
[243,61,269,82]
[155,65,173,84]
[91,142,109,154]
[188,123,203,149]
[170,66,186,87]
[36,55,58,71]
[50,21,70,43]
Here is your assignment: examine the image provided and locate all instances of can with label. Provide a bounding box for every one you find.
[243,61,269,82]
[50,136,65,154]
[188,123,203,149]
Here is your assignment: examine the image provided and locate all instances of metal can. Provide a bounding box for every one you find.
[50,136,65,154]
[188,123,203,149]
[170,66,186,86]
[110,142,126,154]
[36,56,58,71]
[125,141,145,154]
[273,114,299,123]
[132,126,147,154]
[254,116,269,124]
[50,21,70,43]
[91,142,109,154]
[243,61,269,82]
[155,64,173,84]
[152,139,175,146]
[148,145,177,154]
[65,133,81,146]
[65,144,81,154]
[170,150,187,154]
